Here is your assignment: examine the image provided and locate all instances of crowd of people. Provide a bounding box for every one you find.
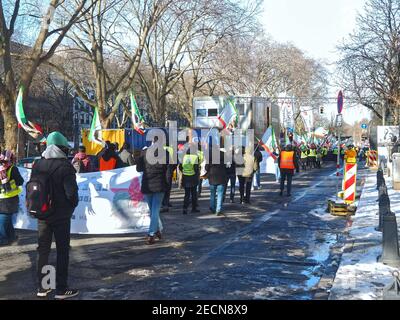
[0,129,366,299]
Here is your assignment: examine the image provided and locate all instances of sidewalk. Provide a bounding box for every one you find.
[329,168,400,300]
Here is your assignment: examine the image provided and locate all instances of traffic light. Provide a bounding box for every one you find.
[320,106,324,114]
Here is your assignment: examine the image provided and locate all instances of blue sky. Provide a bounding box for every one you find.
[262,0,369,124]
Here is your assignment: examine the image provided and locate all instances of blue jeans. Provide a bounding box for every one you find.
[210,184,225,213]
[144,193,164,236]
[0,213,15,245]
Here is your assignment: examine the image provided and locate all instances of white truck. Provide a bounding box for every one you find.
[192,96,280,139]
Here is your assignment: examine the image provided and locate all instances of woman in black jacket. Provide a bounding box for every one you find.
[205,150,227,216]
[136,145,171,244]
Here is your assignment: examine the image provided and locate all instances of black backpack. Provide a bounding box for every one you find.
[26,164,59,220]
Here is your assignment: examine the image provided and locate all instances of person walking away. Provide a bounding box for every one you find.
[0,151,23,246]
[179,147,200,215]
[279,144,299,197]
[136,138,171,244]
[308,144,317,169]
[237,147,256,204]
[224,146,237,203]
[253,145,263,190]
[71,146,91,173]
[119,142,135,167]
[316,148,322,169]
[300,146,308,171]
[30,132,79,299]
[206,148,227,216]
[98,141,124,171]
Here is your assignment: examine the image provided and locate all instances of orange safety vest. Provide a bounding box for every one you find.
[280,151,295,170]
[99,157,117,171]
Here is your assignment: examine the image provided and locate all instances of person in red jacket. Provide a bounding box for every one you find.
[278,144,299,197]
[97,141,124,171]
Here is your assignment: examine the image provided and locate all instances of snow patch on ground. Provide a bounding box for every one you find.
[329,170,400,300]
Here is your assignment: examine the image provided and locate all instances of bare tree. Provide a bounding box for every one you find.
[138,0,262,125]
[337,0,400,123]
[47,0,172,129]
[0,0,94,152]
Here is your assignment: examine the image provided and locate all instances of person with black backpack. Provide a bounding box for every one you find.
[27,131,79,299]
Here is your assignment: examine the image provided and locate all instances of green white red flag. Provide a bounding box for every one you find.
[88,107,103,145]
[130,91,145,135]
[15,86,43,139]
[258,126,277,161]
[217,97,239,130]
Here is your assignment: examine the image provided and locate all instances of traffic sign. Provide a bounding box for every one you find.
[335,114,343,128]
[361,124,368,129]
[337,91,343,114]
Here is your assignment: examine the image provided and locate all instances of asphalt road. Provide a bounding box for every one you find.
[0,161,367,300]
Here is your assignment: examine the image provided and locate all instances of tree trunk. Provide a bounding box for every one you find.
[0,94,19,155]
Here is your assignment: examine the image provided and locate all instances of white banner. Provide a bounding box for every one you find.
[279,99,295,130]
[377,126,399,147]
[300,106,314,132]
[15,166,150,234]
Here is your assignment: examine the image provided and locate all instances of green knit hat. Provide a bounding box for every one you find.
[46,131,70,148]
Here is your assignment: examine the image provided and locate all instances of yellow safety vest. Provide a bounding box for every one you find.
[301,151,308,159]
[0,166,22,199]
[182,154,199,176]
[309,149,317,157]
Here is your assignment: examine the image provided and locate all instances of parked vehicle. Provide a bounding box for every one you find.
[192,96,280,139]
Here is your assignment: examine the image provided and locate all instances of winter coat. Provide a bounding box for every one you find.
[237,148,256,178]
[205,151,227,186]
[254,149,263,165]
[136,148,171,194]
[97,147,125,171]
[31,145,79,223]
[278,150,300,174]
[71,152,91,173]
[0,166,24,214]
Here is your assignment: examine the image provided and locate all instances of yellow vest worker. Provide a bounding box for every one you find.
[182,154,199,176]
[0,166,22,199]
[308,149,317,158]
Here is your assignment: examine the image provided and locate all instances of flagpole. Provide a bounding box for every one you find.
[16,125,20,162]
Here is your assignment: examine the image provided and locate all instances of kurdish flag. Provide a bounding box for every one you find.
[130,91,145,135]
[88,107,103,145]
[217,97,239,129]
[15,86,43,138]
[257,126,277,161]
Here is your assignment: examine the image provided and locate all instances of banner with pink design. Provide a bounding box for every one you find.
[15,166,151,234]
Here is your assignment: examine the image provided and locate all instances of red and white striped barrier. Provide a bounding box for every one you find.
[344,163,357,204]
[367,150,378,168]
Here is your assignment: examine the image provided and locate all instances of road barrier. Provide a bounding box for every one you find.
[367,150,378,169]
[343,162,357,204]
[376,170,400,267]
